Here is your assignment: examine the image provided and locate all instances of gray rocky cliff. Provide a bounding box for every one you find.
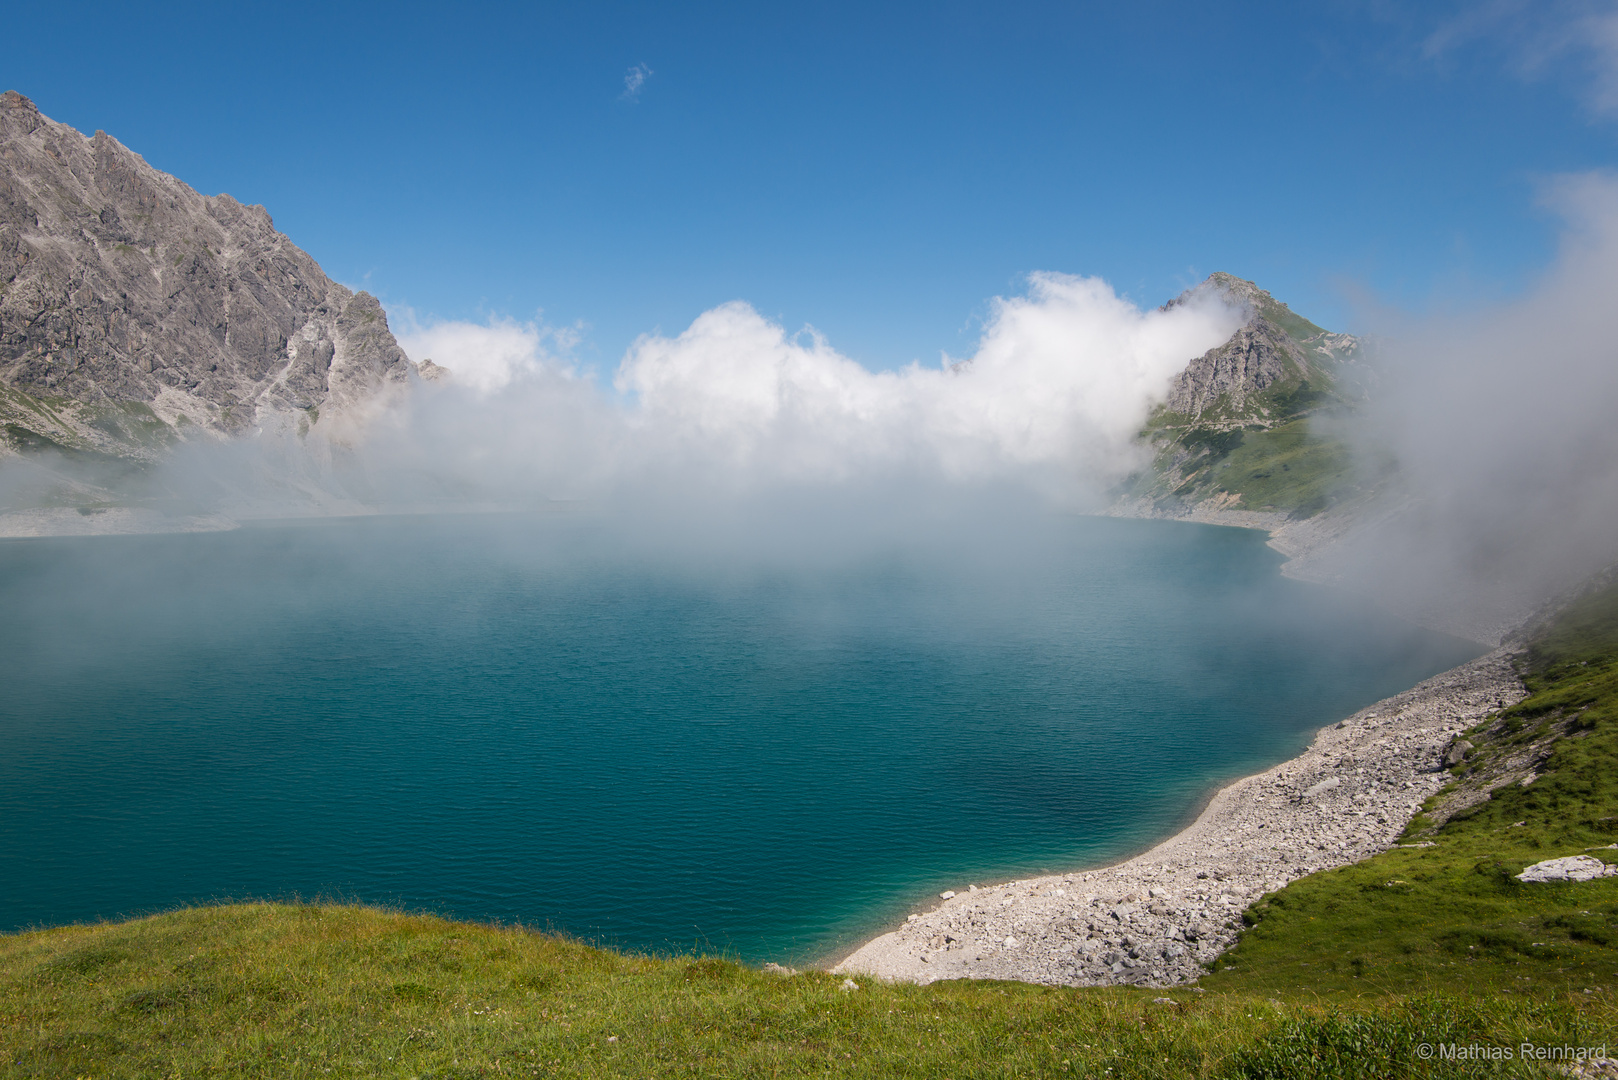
[1163,320,1295,418]
[1160,271,1360,423]
[0,90,415,459]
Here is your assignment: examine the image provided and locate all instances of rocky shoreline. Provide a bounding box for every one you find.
[833,646,1525,988]
[0,507,239,538]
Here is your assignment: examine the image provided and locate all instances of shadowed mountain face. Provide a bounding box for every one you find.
[0,91,414,460]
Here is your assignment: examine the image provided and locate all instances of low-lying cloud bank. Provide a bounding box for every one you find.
[1333,172,1618,631]
[367,272,1243,505]
[14,192,1618,631]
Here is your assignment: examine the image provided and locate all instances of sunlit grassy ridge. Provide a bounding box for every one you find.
[1127,412,1375,520]
[1,903,1609,1078]
[6,585,1618,1077]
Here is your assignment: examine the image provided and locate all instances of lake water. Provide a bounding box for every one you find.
[0,510,1479,963]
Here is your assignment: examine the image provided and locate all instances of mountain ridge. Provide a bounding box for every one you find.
[0,90,415,462]
[0,90,1370,532]
[1159,271,1362,424]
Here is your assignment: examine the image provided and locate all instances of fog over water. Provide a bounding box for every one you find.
[132,206,1615,641]
[119,182,1612,631]
[0,510,1480,960]
[4,175,1618,954]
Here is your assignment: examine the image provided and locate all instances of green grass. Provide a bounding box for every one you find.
[1202,419,1364,517]
[1146,417,1369,518]
[0,903,1606,1078]
[86,400,177,450]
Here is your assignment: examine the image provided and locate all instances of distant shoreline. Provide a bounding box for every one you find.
[0,501,598,540]
[1104,499,1534,648]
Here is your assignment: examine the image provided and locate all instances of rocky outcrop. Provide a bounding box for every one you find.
[0,90,415,459]
[1516,856,1618,883]
[1163,320,1296,417]
[1158,272,1359,423]
[1112,273,1373,522]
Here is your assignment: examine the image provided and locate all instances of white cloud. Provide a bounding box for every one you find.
[372,275,1240,505]
[1424,0,1618,116]
[621,63,653,102]
[1319,170,1618,637]
[612,273,1243,491]
[393,313,573,394]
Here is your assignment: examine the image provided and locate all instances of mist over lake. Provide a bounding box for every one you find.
[0,509,1479,964]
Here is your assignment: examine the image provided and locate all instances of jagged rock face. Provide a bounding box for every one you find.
[1161,318,1295,417]
[0,90,414,456]
[1158,271,1356,423]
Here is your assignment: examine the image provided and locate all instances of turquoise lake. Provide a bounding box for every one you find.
[0,510,1480,964]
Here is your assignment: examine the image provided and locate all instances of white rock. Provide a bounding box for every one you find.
[839,978,860,992]
[1516,856,1618,883]
[939,890,956,900]
[1303,777,1341,798]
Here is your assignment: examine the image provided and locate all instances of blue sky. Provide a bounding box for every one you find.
[7,1,1617,370]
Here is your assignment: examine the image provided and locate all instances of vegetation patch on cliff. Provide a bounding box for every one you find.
[1151,417,1372,518]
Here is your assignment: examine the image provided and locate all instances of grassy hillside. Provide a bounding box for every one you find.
[6,582,1618,1078]
[1205,579,1618,1004]
[1148,417,1374,519]
[1,903,1608,1079]
[1132,411,1378,522]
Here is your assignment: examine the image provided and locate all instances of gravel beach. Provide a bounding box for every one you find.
[833,646,1525,988]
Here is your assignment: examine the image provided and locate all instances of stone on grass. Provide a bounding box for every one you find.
[1516,856,1618,883]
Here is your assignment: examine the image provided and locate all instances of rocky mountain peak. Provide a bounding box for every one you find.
[1203,270,1266,303]
[1,91,42,132]
[1118,275,1369,521]
[0,91,416,461]
[1158,273,1357,423]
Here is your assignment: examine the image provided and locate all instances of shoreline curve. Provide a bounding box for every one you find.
[831,645,1524,987]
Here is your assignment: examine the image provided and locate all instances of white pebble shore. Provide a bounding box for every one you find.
[832,647,1526,988]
